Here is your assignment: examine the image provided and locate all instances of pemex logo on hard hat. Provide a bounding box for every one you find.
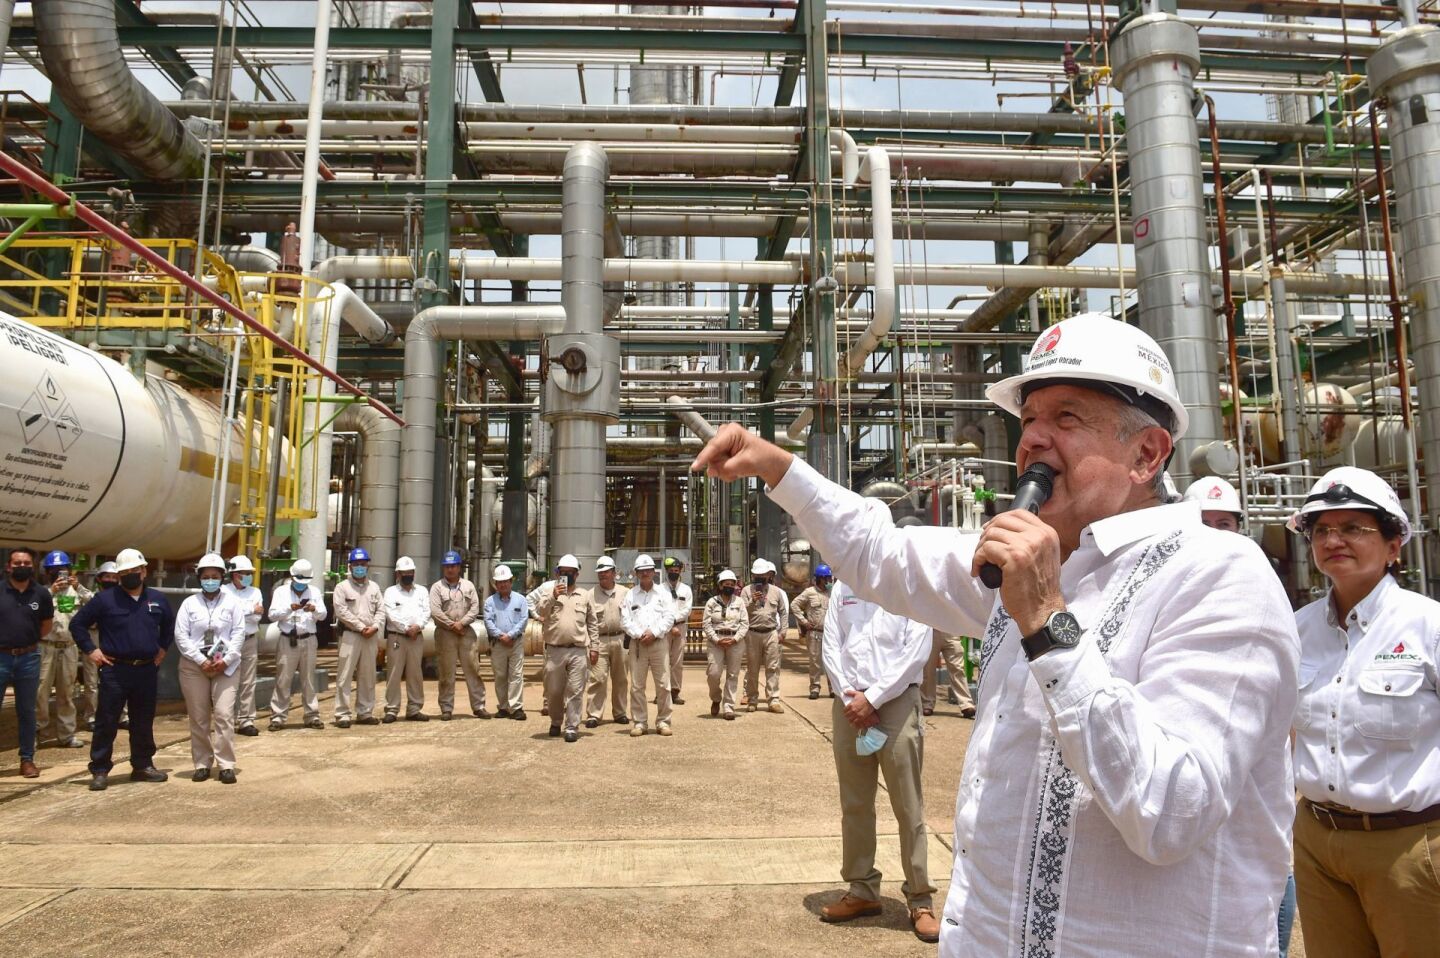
[1035,326,1062,355]
[1207,486,1222,500]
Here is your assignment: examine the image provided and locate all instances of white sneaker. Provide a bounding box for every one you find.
[657,724,673,737]
[630,725,646,737]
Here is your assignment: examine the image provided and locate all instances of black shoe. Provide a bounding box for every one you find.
[615,714,628,725]
[382,714,397,724]
[269,720,284,732]
[711,702,720,717]
[440,712,452,722]
[672,695,685,705]
[563,730,578,743]
[512,709,527,721]
[405,713,430,722]
[475,709,492,720]
[237,724,260,737]
[357,716,380,726]
[130,767,167,783]
[828,692,836,699]
[724,712,736,721]
[117,719,129,730]
[192,768,210,783]
[585,718,599,729]
[89,772,108,791]
[809,691,819,700]
[496,709,510,719]
[922,708,934,717]
[306,718,325,729]
[218,769,237,785]
[549,725,562,738]
[86,718,96,731]
[336,719,352,728]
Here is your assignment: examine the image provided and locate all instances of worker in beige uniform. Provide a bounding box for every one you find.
[223,556,264,736]
[621,554,677,737]
[921,632,977,718]
[661,557,694,705]
[791,564,833,700]
[537,554,599,742]
[743,558,787,713]
[584,555,629,728]
[38,551,87,748]
[703,569,749,720]
[331,548,383,728]
[76,561,118,730]
[383,556,430,722]
[430,550,489,721]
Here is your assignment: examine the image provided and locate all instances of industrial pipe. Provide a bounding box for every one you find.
[665,395,719,440]
[334,403,401,586]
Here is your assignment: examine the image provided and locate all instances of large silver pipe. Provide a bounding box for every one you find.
[334,403,401,586]
[1112,13,1221,481]
[34,0,207,179]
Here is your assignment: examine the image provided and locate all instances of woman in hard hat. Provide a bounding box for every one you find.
[174,554,247,784]
[1288,467,1440,957]
[1181,476,1243,533]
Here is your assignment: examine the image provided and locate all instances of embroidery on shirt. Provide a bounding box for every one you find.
[977,606,1011,689]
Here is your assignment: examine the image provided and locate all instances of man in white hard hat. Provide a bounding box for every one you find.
[584,556,629,727]
[536,554,599,742]
[267,558,326,731]
[383,556,430,722]
[743,558,788,714]
[483,564,529,720]
[702,569,749,719]
[1183,476,1244,533]
[693,312,1300,957]
[331,548,384,728]
[223,555,265,736]
[621,554,677,736]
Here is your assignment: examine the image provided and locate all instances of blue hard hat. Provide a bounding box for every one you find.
[815,564,832,578]
[442,550,464,566]
[43,550,72,569]
[347,547,371,564]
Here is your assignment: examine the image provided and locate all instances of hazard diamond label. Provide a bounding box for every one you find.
[15,372,82,453]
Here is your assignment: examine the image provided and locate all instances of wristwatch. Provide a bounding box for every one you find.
[1021,610,1083,661]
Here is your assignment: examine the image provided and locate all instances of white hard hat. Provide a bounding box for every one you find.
[98,561,119,575]
[985,313,1189,440]
[1288,466,1411,544]
[595,556,616,572]
[394,556,417,573]
[197,553,227,574]
[228,555,255,573]
[492,564,514,582]
[1183,477,1242,515]
[750,558,768,576]
[633,554,656,571]
[289,558,313,580]
[717,569,737,584]
[115,548,146,573]
[556,553,580,570]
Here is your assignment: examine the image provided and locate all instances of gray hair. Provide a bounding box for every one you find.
[1112,402,1169,501]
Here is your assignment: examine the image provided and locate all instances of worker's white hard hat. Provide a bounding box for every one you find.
[394,556,417,573]
[492,564,514,582]
[1182,477,1242,515]
[985,313,1190,440]
[633,554,655,571]
[751,558,769,575]
[197,553,227,574]
[289,558,313,580]
[228,555,255,573]
[115,548,147,573]
[595,556,616,572]
[98,561,119,575]
[717,569,737,584]
[1288,466,1412,544]
[556,553,580,570]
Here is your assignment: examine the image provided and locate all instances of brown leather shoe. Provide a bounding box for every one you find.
[19,760,39,779]
[910,906,940,943]
[820,893,882,924]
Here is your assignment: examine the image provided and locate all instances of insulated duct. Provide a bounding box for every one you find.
[1112,13,1223,480]
[334,403,401,586]
[34,0,207,180]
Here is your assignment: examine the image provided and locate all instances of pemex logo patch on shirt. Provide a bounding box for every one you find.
[1373,641,1421,664]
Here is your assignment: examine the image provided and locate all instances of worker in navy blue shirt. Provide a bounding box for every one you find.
[68,547,175,791]
[1,546,53,780]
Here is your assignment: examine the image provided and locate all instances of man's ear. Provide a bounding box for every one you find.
[1129,426,1172,488]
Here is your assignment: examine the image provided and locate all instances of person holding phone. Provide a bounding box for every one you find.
[175,554,246,783]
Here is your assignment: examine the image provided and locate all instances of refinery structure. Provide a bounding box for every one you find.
[0,0,1438,600]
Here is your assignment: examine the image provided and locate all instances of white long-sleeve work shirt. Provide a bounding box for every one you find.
[621,584,677,640]
[769,456,1299,958]
[174,591,247,675]
[821,581,931,709]
[268,581,326,635]
[222,582,264,636]
[383,583,431,633]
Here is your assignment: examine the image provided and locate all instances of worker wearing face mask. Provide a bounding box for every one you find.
[223,555,264,736]
[703,569,749,720]
[536,554,599,742]
[430,550,488,721]
[483,564,528,720]
[76,561,118,731]
[792,564,834,700]
[383,556,430,722]
[174,554,246,784]
[621,554,677,737]
[37,550,87,749]
[661,557,694,705]
[267,558,326,731]
[332,548,384,728]
[743,558,788,714]
[584,556,629,728]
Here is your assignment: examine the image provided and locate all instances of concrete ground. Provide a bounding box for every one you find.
[0,641,1304,957]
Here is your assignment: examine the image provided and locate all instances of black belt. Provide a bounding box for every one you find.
[749,627,775,633]
[282,631,315,637]
[0,644,37,655]
[1303,797,1440,832]
[112,656,155,667]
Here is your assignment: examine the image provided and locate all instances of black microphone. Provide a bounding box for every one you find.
[979,462,1056,589]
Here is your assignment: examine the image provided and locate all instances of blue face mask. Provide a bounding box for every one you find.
[352,566,368,579]
[239,574,253,589]
[200,578,222,594]
[856,726,889,756]
[292,580,307,593]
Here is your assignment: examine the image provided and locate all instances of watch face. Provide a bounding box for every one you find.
[1050,612,1083,646]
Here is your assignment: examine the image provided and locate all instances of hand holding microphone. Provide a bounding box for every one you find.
[978,463,1055,589]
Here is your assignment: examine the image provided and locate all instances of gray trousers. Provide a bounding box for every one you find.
[586,636,628,721]
[270,633,318,723]
[436,628,486,715]
[179,657,238,771]
[384,633,425,716]
[335,630,379,721]
[490,639,525,712]
[744,628,781,703]
[234,632,259,726]
[706,640,743,715]
[543,645,587,732]
[628,634,672,729]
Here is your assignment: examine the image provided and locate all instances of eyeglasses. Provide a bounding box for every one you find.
[1305,522,1382,543]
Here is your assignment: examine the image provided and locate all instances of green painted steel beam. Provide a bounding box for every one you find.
[774,0,806,107]
[112,0,198,89]
[457,2,505,101]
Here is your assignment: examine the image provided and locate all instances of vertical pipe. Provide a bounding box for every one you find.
[297,0,332,272]
[658,466,667,556]
[208,331,245,552]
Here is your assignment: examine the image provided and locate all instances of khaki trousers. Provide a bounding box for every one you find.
[234,632,259,726]
[629,634,672,729]
[436,628,486,715]
[543,645,587,732]
[384,633,426,716]
[706,640,743,715]
[921,633,975,712]
[804,630,829,696]
[744,628,781,704]
[586,636,628,721]
[335,630,379,721]
[490,639,525,712]
[831,685,934,908]
[77,653,99,723]
[37,640,79,741]
[668,624,686,696]
[1293,800,1440,958]
[179,657,239,771]
[270,634,318,723]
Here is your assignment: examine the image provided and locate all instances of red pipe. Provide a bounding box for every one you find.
[0,151,404,426]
